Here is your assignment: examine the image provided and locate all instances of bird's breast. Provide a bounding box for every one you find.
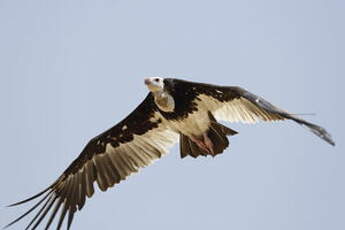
[166,110,211,137]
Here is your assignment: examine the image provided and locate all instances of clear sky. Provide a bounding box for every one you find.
[0,0,344,229]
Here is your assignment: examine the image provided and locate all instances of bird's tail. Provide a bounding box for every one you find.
[180,117,238,159]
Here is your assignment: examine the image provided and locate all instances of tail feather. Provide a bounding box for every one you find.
[208,111,238,136]
[189,139,207,158]
[208,125,229,154]
[179,134,191,159]
[180,112,238,159]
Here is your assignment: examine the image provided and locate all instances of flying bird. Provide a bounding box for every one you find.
[6,78,335,229]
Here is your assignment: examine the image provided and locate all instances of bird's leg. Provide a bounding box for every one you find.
[203,133,215,156]
[190,134,215,155]
[190,135,209,153]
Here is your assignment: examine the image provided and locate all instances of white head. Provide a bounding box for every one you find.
[144,77,164,93]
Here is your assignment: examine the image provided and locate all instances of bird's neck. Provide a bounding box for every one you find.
[153,90,175,112]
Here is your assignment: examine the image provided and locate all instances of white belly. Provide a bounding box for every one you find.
[167,111,211,137]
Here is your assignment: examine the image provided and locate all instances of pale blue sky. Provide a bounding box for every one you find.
[0,0,344,229]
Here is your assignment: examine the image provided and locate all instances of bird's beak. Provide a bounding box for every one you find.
[144,78,151,85]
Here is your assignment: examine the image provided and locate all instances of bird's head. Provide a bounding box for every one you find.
[144,77,164,93]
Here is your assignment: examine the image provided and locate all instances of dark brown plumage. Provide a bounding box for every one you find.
[5,78,334,230]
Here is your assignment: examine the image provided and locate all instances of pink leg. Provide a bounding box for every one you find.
[190,134,215,155]
[203,133,215,155]
[190,135,210,153]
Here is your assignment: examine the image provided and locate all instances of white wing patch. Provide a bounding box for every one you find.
[68,112,179,194]
[97,115,178,185]
[197,94,283,124]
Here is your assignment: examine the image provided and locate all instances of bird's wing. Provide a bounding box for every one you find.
[6,93,179,230]
[169,79,334,146]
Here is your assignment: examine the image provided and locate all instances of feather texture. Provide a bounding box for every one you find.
[6,78,334,230]
[6,94,178,229]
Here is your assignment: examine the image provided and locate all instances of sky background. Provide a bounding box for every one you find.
[0,0,344,229]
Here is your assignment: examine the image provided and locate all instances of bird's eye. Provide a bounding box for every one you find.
[154,78,159,82]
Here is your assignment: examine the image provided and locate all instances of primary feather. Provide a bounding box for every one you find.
[6,78,334,230]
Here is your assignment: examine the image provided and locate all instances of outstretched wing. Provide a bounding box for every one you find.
[168,79,334,146]
[6,93,179,230]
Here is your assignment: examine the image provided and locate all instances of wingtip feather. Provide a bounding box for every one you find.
[6,185,53,207]
[301,121,335,146]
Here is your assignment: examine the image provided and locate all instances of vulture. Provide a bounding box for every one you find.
[6,78,335,229]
